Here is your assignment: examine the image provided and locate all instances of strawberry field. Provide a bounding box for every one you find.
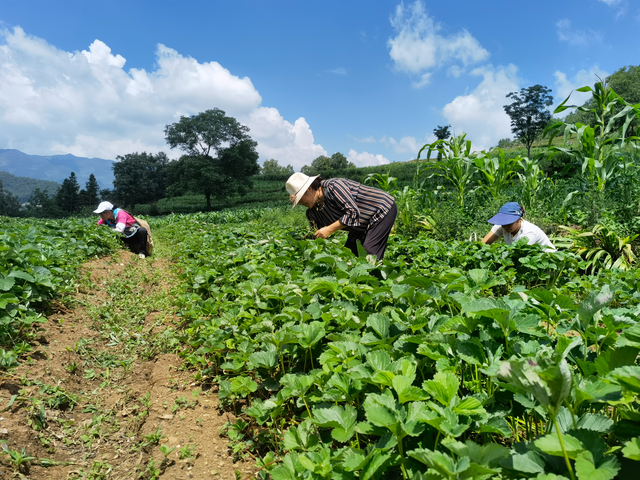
[156,210,640,480]
[1,205,640,479]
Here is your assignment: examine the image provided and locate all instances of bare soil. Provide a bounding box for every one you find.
[0,251,255,479]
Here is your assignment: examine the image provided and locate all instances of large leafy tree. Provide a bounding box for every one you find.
[261,159,294,176]
[504,85,553,158]
[301,152,354,175]
[164,108,260,210]
[113,152,169,208]
[56,172,80,214]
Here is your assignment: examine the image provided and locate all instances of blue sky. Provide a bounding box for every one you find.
[0,0,638,170]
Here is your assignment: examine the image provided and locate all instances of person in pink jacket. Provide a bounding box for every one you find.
[94,201,149,258]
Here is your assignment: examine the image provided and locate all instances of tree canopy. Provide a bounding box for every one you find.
[433,125,452,160]
[0,180,21,217]
[504,85,553,158]
[164,109,260,210]
[301,152,354,175]
[79,174,100,208]
[56,172,80,214]
[260,159,294,176]
[113,152,168,208]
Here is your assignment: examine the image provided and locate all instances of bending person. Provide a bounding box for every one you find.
[481,202,555,251]
[286,173,397,260]
[94,201,150,258]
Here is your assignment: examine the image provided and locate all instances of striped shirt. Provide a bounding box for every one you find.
[306,178,395,233]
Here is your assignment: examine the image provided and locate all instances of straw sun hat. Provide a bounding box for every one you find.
[286,173,319,208]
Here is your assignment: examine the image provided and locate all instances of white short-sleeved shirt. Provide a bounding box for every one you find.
[491,219,556,251]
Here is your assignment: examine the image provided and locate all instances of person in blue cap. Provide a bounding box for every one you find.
[481,202,556,251]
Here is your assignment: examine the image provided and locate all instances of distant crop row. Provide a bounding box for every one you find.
[0,218,118,368]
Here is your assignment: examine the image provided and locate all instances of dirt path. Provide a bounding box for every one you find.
[0,247,255,479]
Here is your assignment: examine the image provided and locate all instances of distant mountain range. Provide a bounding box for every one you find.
[0,149,115,190]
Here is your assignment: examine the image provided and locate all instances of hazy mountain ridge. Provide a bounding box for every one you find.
[0,149,115,190]
[0,171,61,202]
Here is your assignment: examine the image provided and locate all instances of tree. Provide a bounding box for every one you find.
[301,152,355,175]
[164,109,260,210]
[112,152,168,208]
[0,180,22,217]
[496,138,514,149]
[433,125,451,160]
[260,159,294,176]
[25,188,62,218]
[78,174,100,208]
[56,172,80,214]
[504,85,553,158]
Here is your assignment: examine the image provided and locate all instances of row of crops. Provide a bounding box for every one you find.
[159,217,640,480]
[0,218,119,368]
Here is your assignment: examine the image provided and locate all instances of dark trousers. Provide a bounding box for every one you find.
[344,203,397,260]
[123,227,148,255]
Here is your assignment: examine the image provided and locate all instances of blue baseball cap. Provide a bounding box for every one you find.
[488,202,523,225]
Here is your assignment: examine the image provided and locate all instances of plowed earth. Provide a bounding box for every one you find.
[0,249,255,479]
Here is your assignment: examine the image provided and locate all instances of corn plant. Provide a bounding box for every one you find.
[546,77,640,222]
[473,148,518,200]
[517,156,549,210]
[419,133,477,209]
[556,224,637,274]
[363,171,397,193]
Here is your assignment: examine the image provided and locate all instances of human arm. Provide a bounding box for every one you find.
[481,232,499,245]
[482,224,502,245]
[314,220,346,239]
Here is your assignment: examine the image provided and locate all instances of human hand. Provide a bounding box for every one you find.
[314,227,332,239]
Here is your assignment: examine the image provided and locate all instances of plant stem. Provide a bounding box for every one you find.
[397,437,408,480]
[553,416,576,480]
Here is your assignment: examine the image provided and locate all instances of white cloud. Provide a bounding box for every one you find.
[347,149,390,167]
[556,19,602,46]
[0,26,325,170]
[442,64,520,151]
[245,107,326,168]
[388,1,489,86]
[553,66,609,115]
[327,67,347,75]
[447,65,465,78]
[382,135,427,156]
[350,135,377,143]
[598,0,621,5]
[413,73,432,88]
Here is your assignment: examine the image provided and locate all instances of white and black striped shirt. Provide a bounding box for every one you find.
[306,178,395,233]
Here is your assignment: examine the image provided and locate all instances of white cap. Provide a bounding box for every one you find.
[286,172,319,208]
[93,201,114,214]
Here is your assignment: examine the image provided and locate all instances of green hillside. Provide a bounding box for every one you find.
[0,171,60,202]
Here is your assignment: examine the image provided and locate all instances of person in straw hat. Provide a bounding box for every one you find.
[286,173,397,260]
[93,201,151,258]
